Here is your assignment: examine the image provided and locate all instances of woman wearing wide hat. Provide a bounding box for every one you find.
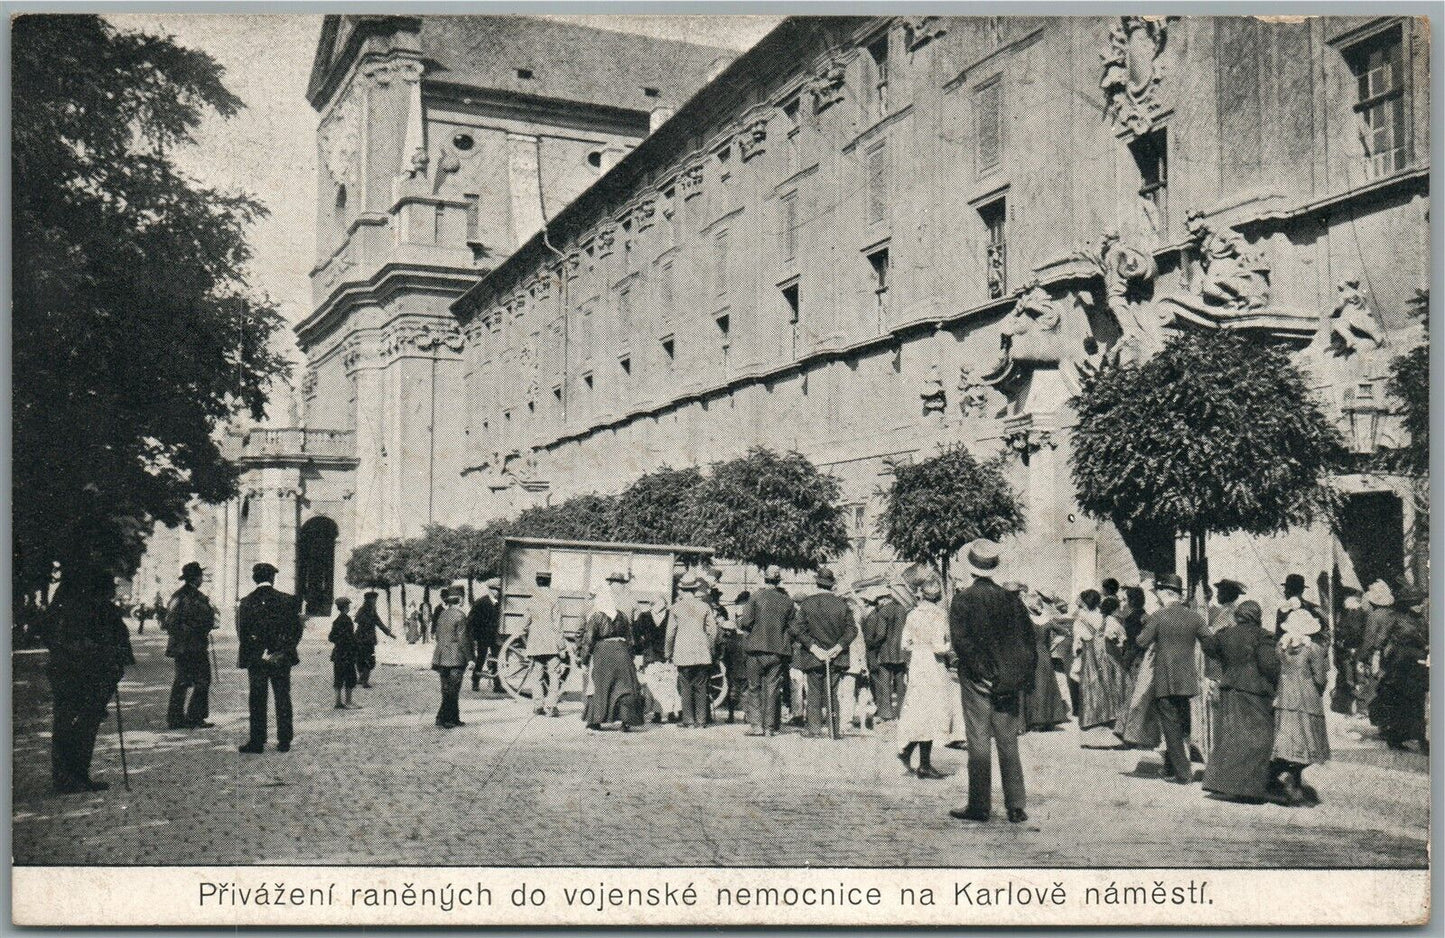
[580,570,644,731]
[1271,603,1330,803]
[895,577,954,779]
[1200,601,1280,802]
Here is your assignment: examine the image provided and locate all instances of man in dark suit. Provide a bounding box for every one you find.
[237,562,303,754]
[864,589,908,721]
[789,567,857,738]
[1275,573,1326,643]
[468,577,501,692]
[948,539,1036,824]
[740,565,794,736]
[164,562,218,730]
[1137,572,1211,783]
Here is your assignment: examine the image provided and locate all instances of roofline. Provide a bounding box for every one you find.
[450,15,874,319]
[307,15,421,110]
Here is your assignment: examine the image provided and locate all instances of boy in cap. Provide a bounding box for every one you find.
[329,597,359,709]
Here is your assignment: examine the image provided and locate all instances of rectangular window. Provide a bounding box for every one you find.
[619,354,631,376]
[780,191,798,261]
[714,229,729,297]
[716,312,730,338]
[660,261,675,316]
[782,282,800,324]
[867,34,889,117]
[661,334,675,369]
[665,185,681,244]
[867,142,889,226]
[783,97,801,173]
[975,78,1002,173]
[1129,128,1168,233]
[1345,27,1408,178]
[464,193,480,240]
[868,246,890,305]
[979,197,1007,299]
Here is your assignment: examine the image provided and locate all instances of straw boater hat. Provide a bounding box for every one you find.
[1280,604,1320,637]
[484,577,501,590]
[965,539,1002,580]
[1365,579,1394,608]
[763,565,783,583]
[919,579,942,601]
[678,571,704,592]
[1154,572,1185,595]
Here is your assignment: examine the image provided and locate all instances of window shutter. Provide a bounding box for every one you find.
[867,142,889,225]
[976,80,1001,171]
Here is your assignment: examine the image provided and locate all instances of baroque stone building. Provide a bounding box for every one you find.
[137,14,1428,616]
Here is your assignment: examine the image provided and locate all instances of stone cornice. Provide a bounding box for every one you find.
[297,262,488,353]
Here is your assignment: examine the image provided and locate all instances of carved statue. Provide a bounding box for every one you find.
[1189,215,1270,311]
[986,244,1007,300]
[956,366,993,417]
[737,117,768,161]
[809,58,848,113]
[974,280,1097,396]
[904,16,948,52]
[1323,276,1387,355]
[1074,229,1165,360]
[1100,16,1173,134]
[920,364,947,415]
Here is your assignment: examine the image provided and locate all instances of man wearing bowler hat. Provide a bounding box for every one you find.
[949,539,1036,824]
[237,562,303,753]
[1136,572,1211,783]
[164,561,218,730]
[1276,573,1325,641]
[789,567,857,738]
[739,565,795,736]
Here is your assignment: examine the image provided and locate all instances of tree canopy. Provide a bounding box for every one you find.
[1070,329,1344,592]
[691,447,850,572]
[611,466,704,544]
[12,15,287,593]
[878,445,1025,586]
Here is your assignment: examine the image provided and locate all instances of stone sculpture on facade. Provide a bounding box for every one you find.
[809,58,848,113]
[1100,16,1173,134]
[919,364,947,416]
[737,116,768,161]
[903,16,948,52]
[976,280,1096,394]
[1320,275,1388,356]
[956,366,994,417]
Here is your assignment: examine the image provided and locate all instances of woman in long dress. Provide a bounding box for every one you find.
[1272,606,1330,804]
[895,578,953,780]
[1020,589,1070,731]
[1115,586,1160,748]
[580,572,644,731]
[1200,600,1280,801]
[1073,590,1125,731]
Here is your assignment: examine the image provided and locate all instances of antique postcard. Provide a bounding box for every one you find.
[9,8,1432,926]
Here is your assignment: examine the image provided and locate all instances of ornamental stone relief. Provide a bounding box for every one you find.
[359,57,424,86]
[809,58,848,113]
[903,16,949,52]
[317,88,362,188]
[1100,16,1173,134]
[1315,276,1387,357]
[737,116,768,161]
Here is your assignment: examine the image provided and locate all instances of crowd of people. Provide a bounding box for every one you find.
[38,544,1430,819]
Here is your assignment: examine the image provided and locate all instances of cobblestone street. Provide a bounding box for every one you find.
[13,622,1429,868]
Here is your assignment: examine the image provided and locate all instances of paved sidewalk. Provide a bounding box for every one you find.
[12,622,1429,868]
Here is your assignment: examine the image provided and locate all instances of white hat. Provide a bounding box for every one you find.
[1281,607,1321,637]
[1365,579,1394,608]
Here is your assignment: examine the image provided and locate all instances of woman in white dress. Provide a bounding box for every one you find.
[896,578,954,780]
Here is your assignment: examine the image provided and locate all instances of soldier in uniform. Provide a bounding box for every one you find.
[789,567,858,738]
[47,569,134,793]
[164,561,217,730]
[237,562,303,754]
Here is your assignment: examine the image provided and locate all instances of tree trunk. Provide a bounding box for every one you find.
[940,553,953,605]
[384,587,393,626]
[1186,530,1209,612]
[400,583,408,614]
[467,579,475,603]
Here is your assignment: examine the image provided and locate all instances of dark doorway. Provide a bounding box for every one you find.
[1338,491,1405,590]
[297,516,339,616]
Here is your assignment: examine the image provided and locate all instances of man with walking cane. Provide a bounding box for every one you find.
[163,562,218,729]
[790,568,857,739]
[47,568,134,794]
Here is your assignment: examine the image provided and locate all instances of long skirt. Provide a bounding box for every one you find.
[895,652,956,745]
[1022,646,1070,730]
[1273,708,1330,765]
[1077,639,1126,730]
[1190,645,1218,759]
[1115,649,1161,748]
[582,639,643,726]
[1202,690,1275,799]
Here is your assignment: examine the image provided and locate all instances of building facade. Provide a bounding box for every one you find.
[136,14,1428,616]
[448,14,1429,602]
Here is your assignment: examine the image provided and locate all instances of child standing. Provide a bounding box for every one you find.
[329,597,359,710]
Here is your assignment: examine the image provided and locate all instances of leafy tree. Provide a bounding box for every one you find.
[690,447,849,573]
[1070,329,1345,600]
[512,494,620,542]
[373,537,408,616]
[12,15,287,596]
[343,540,393,624]
[459,520,510,586]
[612,466,705,545]
[878,445,1025,594]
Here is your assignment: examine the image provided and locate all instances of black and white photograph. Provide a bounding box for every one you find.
[8,8,1434,926]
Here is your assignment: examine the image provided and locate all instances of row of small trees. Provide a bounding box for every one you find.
[344,445,1027,611]
[348,324,1426,617]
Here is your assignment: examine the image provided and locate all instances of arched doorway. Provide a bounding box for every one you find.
[296,516,339,616]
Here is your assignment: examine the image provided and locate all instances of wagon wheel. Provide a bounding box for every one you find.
[499,634,540,700]
[709,660,728,709]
